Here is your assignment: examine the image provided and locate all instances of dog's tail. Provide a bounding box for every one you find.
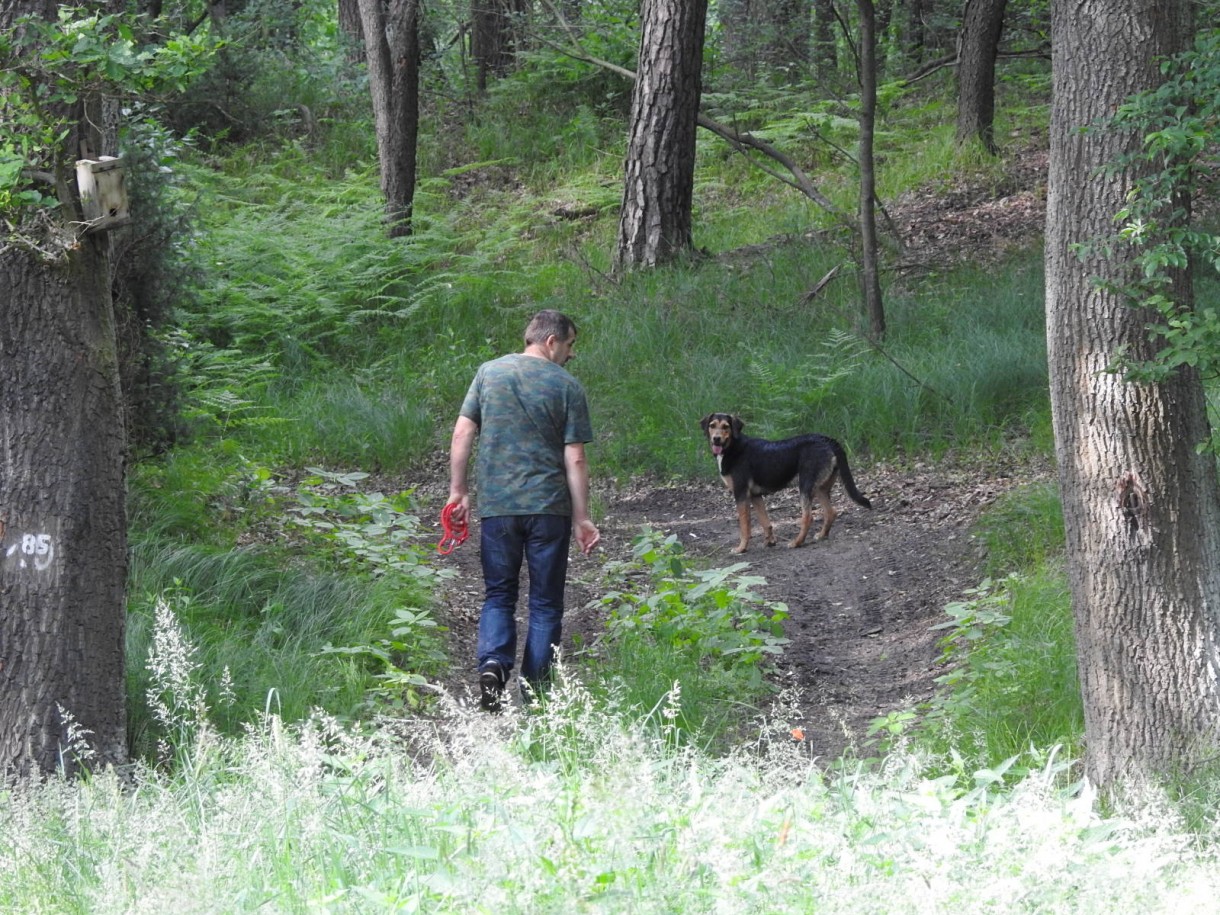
[833,440,873,509]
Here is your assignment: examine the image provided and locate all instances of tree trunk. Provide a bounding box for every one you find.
[901,0,931,66]
[1046,0,1220,791]
[814,0,839,81]
[0,244,129,778]
[338,0,365,63]
[0,0,128,779]
[359,0,421,238]
[955,0,1007,153]
[614,0,709,271]
[857,0,885,340]
[471,0,527,92]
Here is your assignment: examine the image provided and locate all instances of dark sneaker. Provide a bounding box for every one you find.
[479,660,506,712]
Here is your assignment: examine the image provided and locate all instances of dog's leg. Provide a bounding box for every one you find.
[790,497,810,549]
[750,496,777,547]
[814,482,837,540]
[733,500,752,553]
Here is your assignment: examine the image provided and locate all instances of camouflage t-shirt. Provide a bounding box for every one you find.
[460,353,593,518]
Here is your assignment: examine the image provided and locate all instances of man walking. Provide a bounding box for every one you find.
[446,310,600,711]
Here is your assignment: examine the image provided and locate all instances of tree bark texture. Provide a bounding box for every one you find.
[856,0,885,340]
[615,0,709,271]
[0,242,129,778]
[358,0,421,238]
[339,0,365,63]
[0,0,128,780]
[1047,0,1220,791]
[955,0,1008,153]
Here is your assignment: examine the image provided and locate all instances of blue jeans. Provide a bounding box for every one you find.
[477,514,571,692]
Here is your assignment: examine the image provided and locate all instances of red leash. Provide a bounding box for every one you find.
[437,503,469,554]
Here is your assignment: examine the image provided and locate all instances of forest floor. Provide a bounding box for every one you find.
[425,139,1052,759]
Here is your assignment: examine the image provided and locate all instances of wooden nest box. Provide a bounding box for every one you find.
[75,156,130,232]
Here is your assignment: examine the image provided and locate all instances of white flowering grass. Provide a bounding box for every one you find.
[1,669,1218,915]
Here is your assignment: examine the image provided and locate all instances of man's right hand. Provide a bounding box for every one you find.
[574,518,600,555]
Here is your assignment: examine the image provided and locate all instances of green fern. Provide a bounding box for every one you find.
[748,329,868,434]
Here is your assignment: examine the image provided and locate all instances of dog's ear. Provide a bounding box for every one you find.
[700,413,713,432]
[731,415,744,435]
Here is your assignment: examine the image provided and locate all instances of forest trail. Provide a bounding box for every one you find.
[431,458,1049,758]
[428,139,1051,756]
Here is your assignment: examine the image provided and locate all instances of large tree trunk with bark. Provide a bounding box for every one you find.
[0,244,129,778]
[955,0,1007,153]
[1,1,128,778]
[359,0,421,238]
[1047,0,1220,791]
[615,0,709,271]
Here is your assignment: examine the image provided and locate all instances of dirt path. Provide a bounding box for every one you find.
[430,458,1042,759]
[429,141,1051,756]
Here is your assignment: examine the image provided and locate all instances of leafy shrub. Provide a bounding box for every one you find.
[591,530,788,747]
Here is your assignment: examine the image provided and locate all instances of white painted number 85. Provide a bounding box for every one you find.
[6,532,55,571]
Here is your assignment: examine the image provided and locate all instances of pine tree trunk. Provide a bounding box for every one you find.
[615,0,709,271]
[955,0,1008,153]
[1047,0,1220,791]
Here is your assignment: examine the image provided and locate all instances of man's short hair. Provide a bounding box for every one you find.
[524,310,577,346]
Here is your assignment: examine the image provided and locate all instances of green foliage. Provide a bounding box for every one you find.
[974,481,1066,575]
[918,571,1081,771]
[0,7,213,223]
[874,482,1077,770]
[165,0,369,164]
[126,448,446,755]
[287,467,450,587]
[1091,29,1220,386]
[592,530,788,747]
[747,329,868,437]
[318,606,447,712]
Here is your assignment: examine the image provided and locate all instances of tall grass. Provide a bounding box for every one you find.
[3,676,1217,913]
[910,481,1080,768]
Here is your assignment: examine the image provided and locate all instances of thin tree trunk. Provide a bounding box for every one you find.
[359,0,421,238]
[857,0,885,340]
[814,0,839,81]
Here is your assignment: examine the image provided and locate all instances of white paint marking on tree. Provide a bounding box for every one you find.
[5,533,55,571]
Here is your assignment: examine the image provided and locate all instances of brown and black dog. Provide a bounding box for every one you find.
[700,413,872,553]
